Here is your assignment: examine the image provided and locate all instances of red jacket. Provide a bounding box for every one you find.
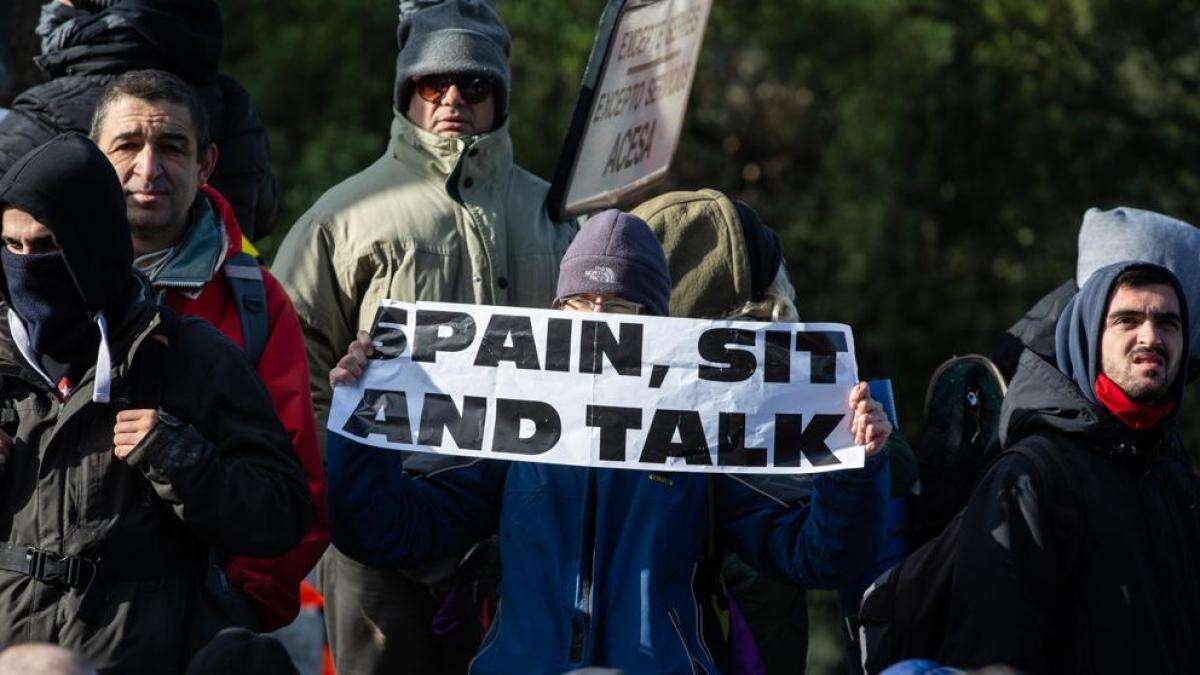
[159,185,329,630]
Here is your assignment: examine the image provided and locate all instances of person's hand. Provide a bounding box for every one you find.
[849,382,892,457]
[0,430,11,469]
[114,409,158,460]
[330,331,374,387]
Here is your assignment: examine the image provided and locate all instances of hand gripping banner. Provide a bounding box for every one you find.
[328,301,866,474]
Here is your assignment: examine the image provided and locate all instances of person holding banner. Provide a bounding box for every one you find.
[634,189,917,674]
[272,2,578,672]
[324,209,891,674]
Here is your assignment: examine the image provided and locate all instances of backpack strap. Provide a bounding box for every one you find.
[1002,434,1082,523]
[224,252,269,366]
[999,434,1086,603]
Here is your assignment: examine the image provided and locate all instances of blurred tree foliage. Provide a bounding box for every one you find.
[219,0,1200,445]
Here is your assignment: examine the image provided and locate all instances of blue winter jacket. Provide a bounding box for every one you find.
[327,432,889,675]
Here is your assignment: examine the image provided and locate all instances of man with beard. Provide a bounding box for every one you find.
[992,207,1200,380]
[942,262,1200,673]
[0,133,311,671]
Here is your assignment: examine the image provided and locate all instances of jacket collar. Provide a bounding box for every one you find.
[1001,348,1171,460]
[0,281,158,400]
[141,187,239,293]
[388,109,513,186]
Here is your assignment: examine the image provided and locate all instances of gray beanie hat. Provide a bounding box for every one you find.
[555,209,671,316]
[395,0,511,120]
[1077,206,1200,356]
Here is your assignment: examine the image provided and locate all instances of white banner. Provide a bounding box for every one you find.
[328,301,865,474]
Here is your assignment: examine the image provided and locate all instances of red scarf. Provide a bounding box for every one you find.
[1093,373,1174,431]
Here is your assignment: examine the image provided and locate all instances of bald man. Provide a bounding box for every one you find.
[0,644,95,675]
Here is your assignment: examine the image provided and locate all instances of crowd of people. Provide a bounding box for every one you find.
[0,1,1196,675]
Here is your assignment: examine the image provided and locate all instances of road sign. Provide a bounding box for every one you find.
[547,0,712,221]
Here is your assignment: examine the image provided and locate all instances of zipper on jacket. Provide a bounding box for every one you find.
[569,469,599,664]
[667,607,702,675]
[689,562,716,666]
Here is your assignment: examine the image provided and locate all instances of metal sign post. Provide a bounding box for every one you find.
[547,0,713,221]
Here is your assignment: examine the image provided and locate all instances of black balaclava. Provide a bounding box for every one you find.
[0,132,136,401]
[0,249,96,362]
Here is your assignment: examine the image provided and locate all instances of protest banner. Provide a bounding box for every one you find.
[328,301,866,474]
[546,0,712,220]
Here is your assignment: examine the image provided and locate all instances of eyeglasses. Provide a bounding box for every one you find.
[556,295,644,315]
[414,75,495,105]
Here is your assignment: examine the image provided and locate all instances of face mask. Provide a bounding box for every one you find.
[1,248,96,360]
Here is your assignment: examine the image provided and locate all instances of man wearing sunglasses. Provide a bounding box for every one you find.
[272,1,577,673]
[407,73,498,138]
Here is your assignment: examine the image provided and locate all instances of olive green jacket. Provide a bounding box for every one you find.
[273,112,577,452]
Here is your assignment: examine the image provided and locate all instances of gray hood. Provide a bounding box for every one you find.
[1002,261,1188,456]
[1078,207,1200,356]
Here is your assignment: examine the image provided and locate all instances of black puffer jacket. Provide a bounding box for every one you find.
[0,0,280,240]
[942,265,1200,674]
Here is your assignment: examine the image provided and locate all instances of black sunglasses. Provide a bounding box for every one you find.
[414,75,495,105]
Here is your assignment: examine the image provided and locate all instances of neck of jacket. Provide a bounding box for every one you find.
[1001,348,1175,462]
[387,109,514,196]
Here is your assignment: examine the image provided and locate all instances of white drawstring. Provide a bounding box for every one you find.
[92,311,111,403]
[6,309,53,389]
[8,309,115,403]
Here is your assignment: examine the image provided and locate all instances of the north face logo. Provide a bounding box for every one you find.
[584,266,617,284]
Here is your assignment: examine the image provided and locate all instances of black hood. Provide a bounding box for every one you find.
[991,279,1076,380]
[0,132,134,319]
[1002,261,1189,455]
[36,0,222,83]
